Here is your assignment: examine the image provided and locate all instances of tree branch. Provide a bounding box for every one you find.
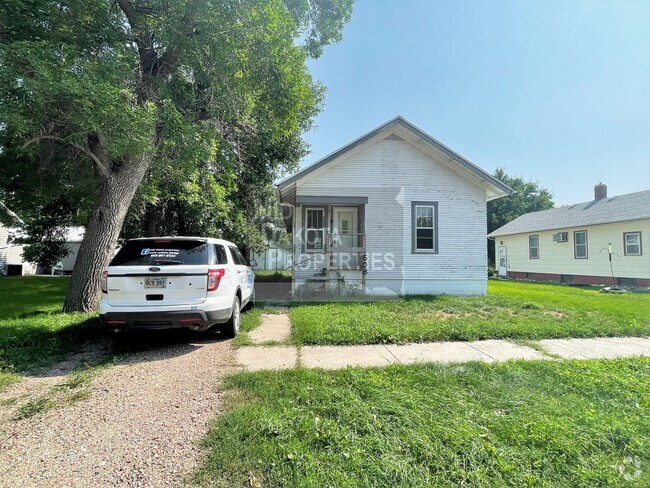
[23,135,113,180]
[115,0,137,28]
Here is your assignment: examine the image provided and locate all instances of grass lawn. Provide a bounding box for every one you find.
[196,358,650,487]
[0,276,100,392]
[290,280,650,345]
[254,270,292,282]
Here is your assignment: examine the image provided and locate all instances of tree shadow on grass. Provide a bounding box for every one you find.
[1,316,230,381]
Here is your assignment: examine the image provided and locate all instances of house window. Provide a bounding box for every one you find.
[529,235,539,259]
[411,202,438,253]
[574,230,588,259]
[624,232,642,256]
[305,208,325,251]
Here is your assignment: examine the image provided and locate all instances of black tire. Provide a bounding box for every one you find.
[221,295,241,338]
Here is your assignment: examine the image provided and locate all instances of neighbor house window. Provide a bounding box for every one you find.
[305,208,325,251]
[574,230,588,258]
[624,232,642,256]
[411,202,438,253]
[529,235,539,259]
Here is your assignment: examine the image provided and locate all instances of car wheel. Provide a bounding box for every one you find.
[221,295,241,338]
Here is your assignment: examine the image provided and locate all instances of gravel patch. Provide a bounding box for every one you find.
[0,333,237,487]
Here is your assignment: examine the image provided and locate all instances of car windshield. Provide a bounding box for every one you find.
[109,239,209,266]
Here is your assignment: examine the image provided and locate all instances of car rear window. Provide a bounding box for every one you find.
[110,239,209,266]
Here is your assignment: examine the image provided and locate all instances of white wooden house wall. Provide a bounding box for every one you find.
[293,137,488,295]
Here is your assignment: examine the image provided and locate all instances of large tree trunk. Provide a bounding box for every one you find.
[143,203,159,237]
[63,154,152,312]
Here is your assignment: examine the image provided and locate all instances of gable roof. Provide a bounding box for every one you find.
[488,189,650,237]
[277,116,513,201]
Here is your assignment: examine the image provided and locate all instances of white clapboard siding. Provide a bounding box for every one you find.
[294,139,488,293]
[0,224,8,273]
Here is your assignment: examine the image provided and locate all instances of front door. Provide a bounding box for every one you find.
[498,246,507,276]
[332,207,358,269]
[332,207,358,249]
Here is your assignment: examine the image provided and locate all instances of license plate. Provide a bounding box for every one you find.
[145,277,167,289]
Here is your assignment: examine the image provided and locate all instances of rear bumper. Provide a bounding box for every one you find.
[100,307,232,330]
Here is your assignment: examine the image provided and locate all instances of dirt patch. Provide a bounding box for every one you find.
[543,310,566,318]
[0,334,237,487]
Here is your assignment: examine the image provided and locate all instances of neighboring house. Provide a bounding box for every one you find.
[59,226,85,273]
[276,116,513,296]
[0,224,37,275]
[0,224,86,275]
[251,238,293,270]
[488,185,650,287]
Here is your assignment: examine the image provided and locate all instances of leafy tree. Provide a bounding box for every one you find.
[488,168,554,265]
[0,0,354,312]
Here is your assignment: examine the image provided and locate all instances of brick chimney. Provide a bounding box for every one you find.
[594,183,607,200]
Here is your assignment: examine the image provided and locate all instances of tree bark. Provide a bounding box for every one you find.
[143,203,159,237]
[63,154,152,312]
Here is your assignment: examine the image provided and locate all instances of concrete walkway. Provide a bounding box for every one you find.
[236,337,650,371]
[248,314,291,344]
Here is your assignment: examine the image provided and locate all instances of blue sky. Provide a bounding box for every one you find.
[301,0,650,205]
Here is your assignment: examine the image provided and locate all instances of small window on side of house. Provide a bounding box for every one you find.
[624,232,642,256]
[574,230,588,259]
[411,202,438,253]
[529,235,539,259]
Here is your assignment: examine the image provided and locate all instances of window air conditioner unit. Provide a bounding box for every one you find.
[553,232,568,243]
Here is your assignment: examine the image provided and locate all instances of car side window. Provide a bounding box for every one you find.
[228,246,241,265]
[234,247,247,265]
[210,244,228,265]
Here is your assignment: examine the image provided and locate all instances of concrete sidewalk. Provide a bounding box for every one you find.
[236,337,650,371]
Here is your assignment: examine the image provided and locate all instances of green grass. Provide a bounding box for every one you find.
[290,280,650,345]
[0,277,101,392]
[196,358,650,487]
[254,270,292,282]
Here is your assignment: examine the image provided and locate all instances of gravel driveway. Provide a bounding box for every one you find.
[0,333,236,487]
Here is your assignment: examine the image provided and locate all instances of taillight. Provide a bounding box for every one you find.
[207,268,225,292]
[101,270,108,294]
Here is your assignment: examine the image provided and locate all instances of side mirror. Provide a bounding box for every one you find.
[250,259,257,268]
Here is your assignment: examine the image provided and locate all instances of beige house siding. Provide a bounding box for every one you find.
[497,218,650,280]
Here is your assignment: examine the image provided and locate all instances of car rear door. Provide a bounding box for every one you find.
[228,245,252,302]
[106,239,210,307]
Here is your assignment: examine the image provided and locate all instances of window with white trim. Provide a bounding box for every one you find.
[529,235,539,259]
[305,208,325,251]
[574,230,588,258]
[624,232,642,256]
[412,202,437,253]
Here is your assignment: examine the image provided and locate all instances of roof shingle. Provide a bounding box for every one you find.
[488,189,650,237]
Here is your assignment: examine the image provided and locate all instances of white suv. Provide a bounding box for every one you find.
[99,237,255,337]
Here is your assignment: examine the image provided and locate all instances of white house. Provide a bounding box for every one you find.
[488,185,650,288]
[276,116,513,296]
[251,238,293,270]
[0,225,37,275]
[59,226,85,273]
[0,223,86,275]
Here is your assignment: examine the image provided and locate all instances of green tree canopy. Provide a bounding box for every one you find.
[488,168,554,265]
[0,0,354,311]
